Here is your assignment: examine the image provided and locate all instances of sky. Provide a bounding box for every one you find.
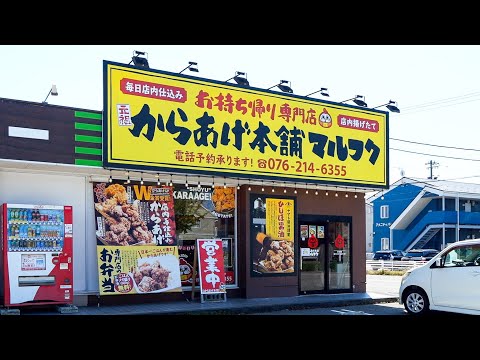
[2,45,480,187]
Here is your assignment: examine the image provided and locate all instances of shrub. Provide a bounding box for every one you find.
[367,269,406,276]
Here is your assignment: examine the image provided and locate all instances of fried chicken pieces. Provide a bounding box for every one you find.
[132,260,171,292]
[212,187,235,213]
[96,184,153,246]
[261,240,294,272]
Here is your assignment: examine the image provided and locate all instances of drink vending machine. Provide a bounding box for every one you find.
[0,203,73,307]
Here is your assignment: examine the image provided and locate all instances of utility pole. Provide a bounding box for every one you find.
[425,160,439,179]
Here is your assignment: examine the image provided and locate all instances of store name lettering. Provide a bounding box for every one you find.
[127,102,380,165]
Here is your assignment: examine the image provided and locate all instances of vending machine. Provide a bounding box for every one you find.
[0,203,73,307]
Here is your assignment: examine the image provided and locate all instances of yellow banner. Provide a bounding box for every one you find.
[97,245,182,295]
[104,61,388,187]
[266,198,294,241]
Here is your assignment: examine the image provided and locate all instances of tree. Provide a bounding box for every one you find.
[174,198,207,234]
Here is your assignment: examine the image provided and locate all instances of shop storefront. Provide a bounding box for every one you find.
[0,59,388,306]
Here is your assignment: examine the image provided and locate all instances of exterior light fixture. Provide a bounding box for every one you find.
[169,174,173,187]
[212,176,215,188]
[294,183,297,194]
[335,187,339,197]
[325,189,329,196]
[305,87,329,97]
[267,80,293,93]
[341,95,367,107]
[156,173,160,186]
[283,182,287,193]
[126,171,131,184]
[373,100,400,113]
[198,177,202,188]
[42,84,58,104]
[223,177,227,189]
[271,181,275,192]
[179,61,198,74]
[226,71,249,86]
[130,50,149,68]
[108,170,112,183]
[140,173,144,185]
[261,180,264,192]
[185,175,189,187]
[305,183,309,194]
[248,179,251,191]
[237,178,240,190]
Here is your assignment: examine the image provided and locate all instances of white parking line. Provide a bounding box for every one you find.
[330,309,374,315]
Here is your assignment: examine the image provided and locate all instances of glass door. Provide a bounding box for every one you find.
[299,221,327,293]
[327,221,351,291]
[299,216,351,293]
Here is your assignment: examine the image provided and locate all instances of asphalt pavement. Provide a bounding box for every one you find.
[1,275,402,316]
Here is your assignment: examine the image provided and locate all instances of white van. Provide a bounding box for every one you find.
[399,239,480,315]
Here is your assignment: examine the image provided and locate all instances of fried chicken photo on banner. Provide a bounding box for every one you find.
[95,183,153,246]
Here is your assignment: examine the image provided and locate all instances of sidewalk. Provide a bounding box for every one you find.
[5,291,398,316]
[2,275,402,316]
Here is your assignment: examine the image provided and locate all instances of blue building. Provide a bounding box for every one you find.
[369,177,480,252]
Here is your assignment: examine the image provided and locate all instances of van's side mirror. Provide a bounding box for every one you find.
[435,258,442,267]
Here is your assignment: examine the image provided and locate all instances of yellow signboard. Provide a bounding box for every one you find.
[266,198,294,242]
[104,61,388,187]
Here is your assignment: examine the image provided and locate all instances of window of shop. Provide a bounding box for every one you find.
[174,185,237,289]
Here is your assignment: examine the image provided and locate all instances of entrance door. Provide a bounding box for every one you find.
[299,215,352,294]
[299,221,327,293]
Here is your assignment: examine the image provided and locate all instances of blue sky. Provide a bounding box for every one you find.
[2,45,480,186]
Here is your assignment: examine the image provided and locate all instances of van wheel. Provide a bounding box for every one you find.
[403,288,430,315]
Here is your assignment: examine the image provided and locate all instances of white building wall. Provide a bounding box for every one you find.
[0,170,98,295]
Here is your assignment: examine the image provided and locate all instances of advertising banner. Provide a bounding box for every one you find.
[197,239,226,294]
[93,181,176,246]
[97,245,182,295]
[93,181,181,295]
[251,194,296,276]
[178,240,200,287]
[103,61,388,188]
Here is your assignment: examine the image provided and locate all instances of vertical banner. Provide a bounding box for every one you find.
[178,240,200,287]
[197,239,226,294]
[251,195,296,276]
[93,181,181,295]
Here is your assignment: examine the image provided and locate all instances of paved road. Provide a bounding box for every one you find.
[252,274,404,315]
[253,302,406,315]
[366,274,402,297]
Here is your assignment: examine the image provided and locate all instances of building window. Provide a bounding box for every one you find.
[381,238,390,250]
[380,205,389,219]
[175,185,237,289]
[192,219,201,228]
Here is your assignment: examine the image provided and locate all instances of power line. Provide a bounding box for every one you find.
[400,91,480,111]
[390,138,480,152]
[399,97,480,115]
[390,147,480,161]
